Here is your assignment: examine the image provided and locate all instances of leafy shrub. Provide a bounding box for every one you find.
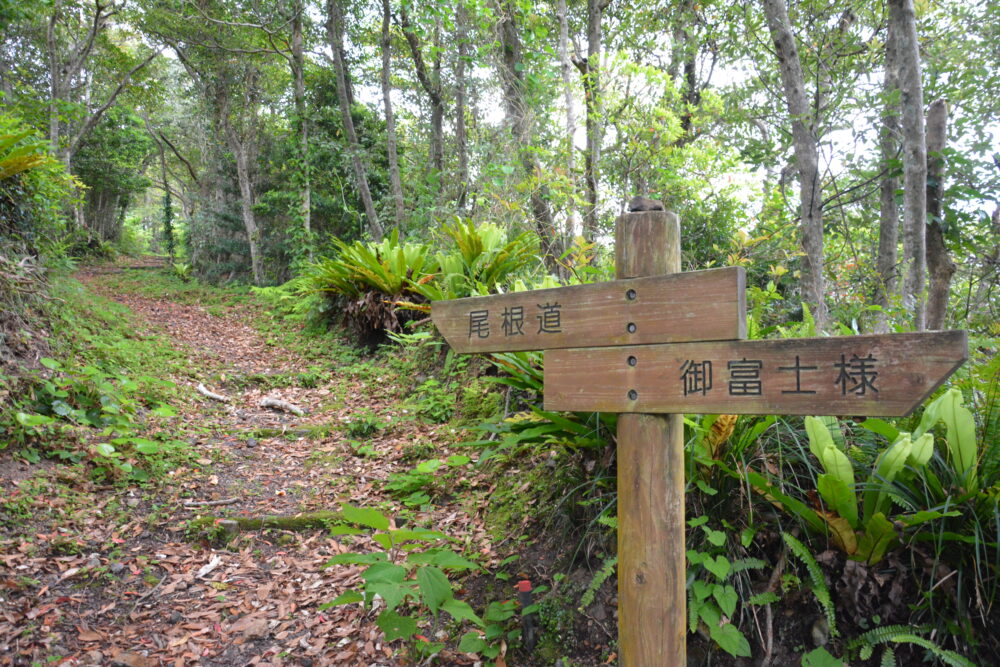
[304,229,431,343]
[408,219,539,303]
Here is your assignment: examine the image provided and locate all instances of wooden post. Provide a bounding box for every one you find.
[615,207,686,665]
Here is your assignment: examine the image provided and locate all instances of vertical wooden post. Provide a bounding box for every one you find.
[615,208,686,665]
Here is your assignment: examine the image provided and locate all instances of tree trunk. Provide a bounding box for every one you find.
[874,16,900,333]
[925,98,954,330]
[155,132,176,261]
[224,121,264,285]
[381,0,405,226]
[47,0,61,157]
[496,0,561,270]
[557,0,578,232]
[890,0,927,330]
[326,0,384,241]
[399,7,444,179]
[291,0,312,260]
[572,0,605,240]
[454,4,470,210]
[761,0,828,330]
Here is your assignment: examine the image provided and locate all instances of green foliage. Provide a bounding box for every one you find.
[409,220,540,302]
[782,532,837,637]
[384,455,470,508]
[303,229,431,342]
[323,504,488,660]
[687,516,756,657]
[845,624,975,666]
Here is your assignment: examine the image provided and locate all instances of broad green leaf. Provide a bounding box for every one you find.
[327,525,367,537]
[854,513,898,565]
[39,357,61,370]
[416,566,452,615]
[416,459,443,473]
[896,509,961,526]
[704,555,731,581]
[805,416,835,462]
[446,454,471,466]
[51,400,71,416]
[459,631,487,653]
[95,443,116,457]
[372,533,392,550]
[369,581,412,612]
[906,432,935,467]
[864,437,912,521]
[442,597,484,627]
[817,416,845,449]
[817,474,858,529]
[801,646,846,666]
[324,552,387,567]
[913,392,944,439]
[389,528,447,544]
[710,622,752,657]
[134,440,161,455]
[692,579,713,601]
[859,418,900,443]
[341,504,390,531]
[376,609,417,642]
[151,405,177,417]
[362,562,406,585]
[407,549,479,571]
[713,584,738,617]
[704,527,726,547]
[938,389,977,489]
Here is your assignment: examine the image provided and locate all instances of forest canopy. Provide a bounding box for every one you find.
[1,0,996,334]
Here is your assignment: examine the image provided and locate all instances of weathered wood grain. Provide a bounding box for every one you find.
[430,266,745,353]
[544,330,967,416]
[614,209,686,667]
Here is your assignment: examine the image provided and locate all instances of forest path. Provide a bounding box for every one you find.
[2,262,489,666]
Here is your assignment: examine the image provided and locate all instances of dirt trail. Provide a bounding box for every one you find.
[1,266,491,666]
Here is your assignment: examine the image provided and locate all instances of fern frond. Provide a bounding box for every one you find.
[889,635,975,667]
[730,557,767,573]
[782,532,837,637]
[879,647,895,667]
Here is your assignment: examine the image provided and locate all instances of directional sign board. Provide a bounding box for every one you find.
[544,331,968,416]
[431,266,746,353]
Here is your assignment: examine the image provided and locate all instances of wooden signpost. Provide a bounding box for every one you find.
[430,206,968,666]
[431,266,746,353]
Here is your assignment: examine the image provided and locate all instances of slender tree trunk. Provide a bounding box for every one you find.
[151,126,176,261]
[572,0,606,240]
[223,121,264,285]
[430,19,443,177]
[326,0,384,241]
[496,0,561,269]
[291,0,312,260]
[47,0,61,157]
[925,98,954,330]
[399,7,444,179]
[556,0,578,233]
[762,0,828,330]
[890,0,927,330]
[381,0,405,226]
[874,18,900,333]
[454,4,470,210]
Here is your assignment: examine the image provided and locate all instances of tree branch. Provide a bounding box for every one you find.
[67,49,160,158]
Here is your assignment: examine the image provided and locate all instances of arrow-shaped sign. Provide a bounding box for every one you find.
[544,331,967,417]
[431,266,746,353]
